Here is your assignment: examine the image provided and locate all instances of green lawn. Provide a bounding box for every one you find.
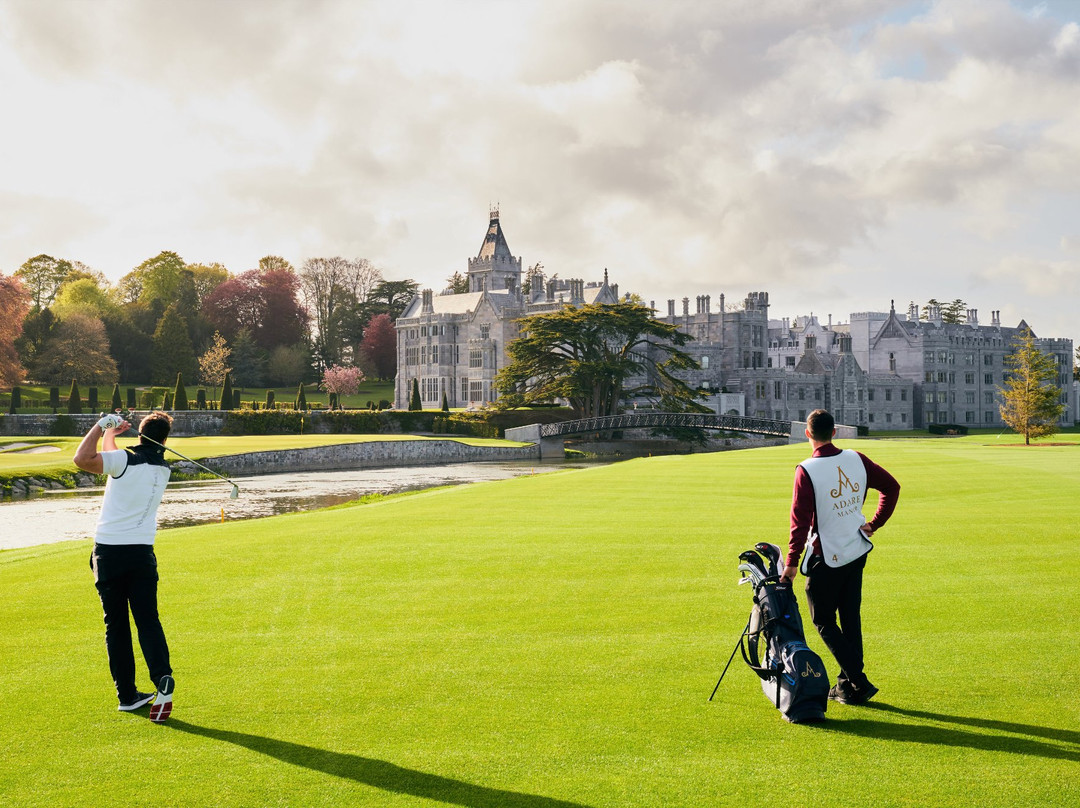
[2,439,1078,806]
[0,434,528,486]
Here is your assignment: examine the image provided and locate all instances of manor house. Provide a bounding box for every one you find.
[395,212,1074,429]
[650,297,1073,430]
[394,210,619,409]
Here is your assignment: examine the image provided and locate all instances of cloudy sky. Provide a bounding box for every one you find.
[1,0,1078,348]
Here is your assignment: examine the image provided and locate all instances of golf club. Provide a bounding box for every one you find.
[101,411,239,499]
[737,562,765,586]
[754,542,782,577]
[738,550,768,581]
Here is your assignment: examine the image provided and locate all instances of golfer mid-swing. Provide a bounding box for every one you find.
[780,409,900,705]
[74,411,175,722]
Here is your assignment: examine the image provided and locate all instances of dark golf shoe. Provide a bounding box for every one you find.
[118,691,154,712]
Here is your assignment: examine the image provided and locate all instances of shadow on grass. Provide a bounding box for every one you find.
[165,719,593,808]
[822,702,1080,762]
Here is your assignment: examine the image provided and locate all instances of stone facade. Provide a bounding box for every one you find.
[394,210,619,409]
[767,302,1073,429]
[389,212,1074,429]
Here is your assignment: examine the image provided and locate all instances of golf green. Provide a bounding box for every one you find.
[2,438,1078,806]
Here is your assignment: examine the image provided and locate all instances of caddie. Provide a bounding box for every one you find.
[780,408,901,705]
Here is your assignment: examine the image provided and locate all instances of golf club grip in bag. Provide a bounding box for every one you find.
[742,577,829,724]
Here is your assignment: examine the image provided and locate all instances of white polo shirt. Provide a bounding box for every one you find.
[95,446,172,546]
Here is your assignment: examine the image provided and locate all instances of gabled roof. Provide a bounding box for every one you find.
[399,290,522,319]
[872,306,917,347]
[794,351,829,375]
[477,211,513,261]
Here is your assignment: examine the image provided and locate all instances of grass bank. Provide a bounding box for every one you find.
[2,439,1078,806]
[0,434,529,489]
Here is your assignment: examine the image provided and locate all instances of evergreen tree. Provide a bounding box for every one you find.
[173,372,189,410]
[441,391,450,412]
[446,270,469,294]
[409,378,422,411]
[220,371,234,411]
[67,379,82,414]
[230,328,266,386]
[88,387,99,412]
[999,328,1066,444]
[296,383,307,411]
[110,383,123,412]
[9,386,20,413]
[496,302,702,418]
[151,303,197,385]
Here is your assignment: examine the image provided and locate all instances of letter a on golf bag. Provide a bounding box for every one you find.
[742,576,829,724]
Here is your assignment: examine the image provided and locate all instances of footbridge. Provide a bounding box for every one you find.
[504,412,855,458]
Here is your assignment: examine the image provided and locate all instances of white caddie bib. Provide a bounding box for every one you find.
[798,449,873,572]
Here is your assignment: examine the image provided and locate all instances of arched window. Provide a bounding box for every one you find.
[701,355,710,369]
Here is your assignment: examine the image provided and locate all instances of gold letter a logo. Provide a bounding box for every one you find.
[831,467,861,498]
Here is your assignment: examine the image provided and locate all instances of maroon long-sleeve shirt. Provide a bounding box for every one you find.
[787,443,901,569]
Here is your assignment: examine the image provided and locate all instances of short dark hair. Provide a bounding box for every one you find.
[139,411,173,445]
[807,409,834,442]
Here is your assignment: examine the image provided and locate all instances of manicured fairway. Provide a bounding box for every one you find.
[2,438,1078,806]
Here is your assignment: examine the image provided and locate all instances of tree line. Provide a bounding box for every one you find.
[0,251,416,392]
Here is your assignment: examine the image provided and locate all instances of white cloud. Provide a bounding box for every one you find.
[0,0,1078,349]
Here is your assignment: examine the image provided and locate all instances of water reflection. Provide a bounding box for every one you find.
[2,461,579,551]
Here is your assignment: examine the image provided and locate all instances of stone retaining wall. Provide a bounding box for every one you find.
[149,439,538,477]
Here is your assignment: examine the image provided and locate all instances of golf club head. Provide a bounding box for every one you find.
[737,563,764,586]
[738,549,768,580]
[229,484,239,500]
[754,542,783,576]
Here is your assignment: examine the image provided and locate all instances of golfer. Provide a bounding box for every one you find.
[780,409,900,705]
[74,411,176,722]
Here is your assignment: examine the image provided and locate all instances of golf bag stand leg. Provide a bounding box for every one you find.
[709,619,751,701]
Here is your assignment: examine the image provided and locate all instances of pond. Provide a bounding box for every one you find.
[1,460,589,551]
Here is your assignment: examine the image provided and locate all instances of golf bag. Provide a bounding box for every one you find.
[711,543,829,724]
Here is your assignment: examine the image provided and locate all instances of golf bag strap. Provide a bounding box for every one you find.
[739,633,778,681]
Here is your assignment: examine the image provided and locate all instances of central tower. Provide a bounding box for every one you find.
[467,207,522,293]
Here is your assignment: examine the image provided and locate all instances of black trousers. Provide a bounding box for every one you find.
[91,544,172,702]
[805,552,870,691]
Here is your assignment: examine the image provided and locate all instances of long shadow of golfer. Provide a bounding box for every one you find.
[821,702,1080,762]
[165,719,593,808]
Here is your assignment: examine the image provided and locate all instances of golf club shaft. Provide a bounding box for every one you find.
[126,427,238,491]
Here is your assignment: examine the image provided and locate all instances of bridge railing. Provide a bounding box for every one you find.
[538,412,792,439]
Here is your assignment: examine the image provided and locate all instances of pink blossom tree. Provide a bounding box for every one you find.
[321,364,364,410]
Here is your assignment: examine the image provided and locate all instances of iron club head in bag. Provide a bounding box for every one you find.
[738,549,769,580]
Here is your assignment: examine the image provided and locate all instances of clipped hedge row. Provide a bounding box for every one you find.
[431,408,577,437]
[928,423,969,436]
[219,409,441,435]
[432,416,501,439]
[220,409,306,435]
